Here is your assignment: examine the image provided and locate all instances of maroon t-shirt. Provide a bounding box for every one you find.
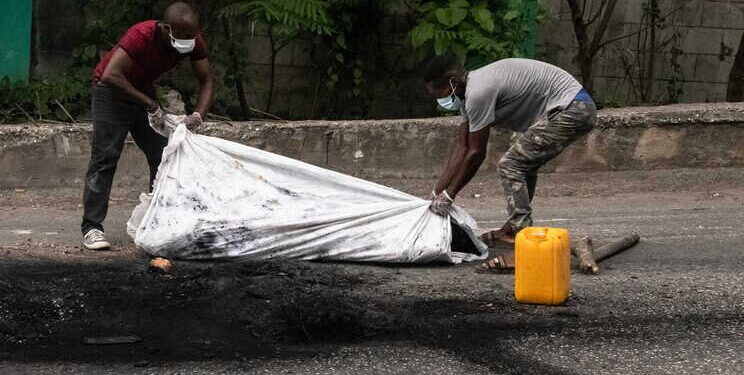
[93,20,208,96]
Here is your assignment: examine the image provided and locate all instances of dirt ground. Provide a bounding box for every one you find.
[2,168,744,374]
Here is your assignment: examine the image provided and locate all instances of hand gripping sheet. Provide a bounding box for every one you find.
[127,115,488,263]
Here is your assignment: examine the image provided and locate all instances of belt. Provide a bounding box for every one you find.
[574,88,593,103]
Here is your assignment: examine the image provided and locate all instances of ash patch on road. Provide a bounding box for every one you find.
[0,245,576,374]
[0,252,384,359]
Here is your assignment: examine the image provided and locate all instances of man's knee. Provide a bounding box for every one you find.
[90,145,122,171]
[497,155,525,181]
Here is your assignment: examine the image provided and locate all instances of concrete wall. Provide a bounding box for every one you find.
[538,0,744,105]
[2,103,744,189]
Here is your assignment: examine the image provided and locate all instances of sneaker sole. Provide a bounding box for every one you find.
[84,241,111,250]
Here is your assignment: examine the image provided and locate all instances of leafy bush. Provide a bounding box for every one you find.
[220,0,334,36]
[410,0,540,69]
[0,0,154,123]
[0,71,90,123]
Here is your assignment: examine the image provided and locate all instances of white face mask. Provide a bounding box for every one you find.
[436,80,463,111]
[164,24,196,54]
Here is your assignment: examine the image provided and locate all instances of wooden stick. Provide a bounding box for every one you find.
[14,103,37,124]
[204,112,233,121]
[593,234,640,262]
[83,335,142,345]
[249,107,286,121]
[54,99,76,123]
[572,236,599,274]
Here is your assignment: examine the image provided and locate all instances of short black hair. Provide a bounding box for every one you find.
[423,54,464,85]
[164,2,198,24]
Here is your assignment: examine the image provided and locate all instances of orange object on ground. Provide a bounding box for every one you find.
[148,257,172,273]
[514,227,571,305]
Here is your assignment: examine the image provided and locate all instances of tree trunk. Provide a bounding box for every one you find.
[222,19,249,119]
[266,26,276,113]
[642,0,658,103]
[267,50,276,113]
[566,0,618,96]
[567,0,594,94]
[579,56,594,94]
[727,32,744,101]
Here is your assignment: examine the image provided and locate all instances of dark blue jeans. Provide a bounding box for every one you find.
[81,83,167,234]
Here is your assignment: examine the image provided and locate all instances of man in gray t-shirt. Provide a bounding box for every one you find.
[424,56,597,247]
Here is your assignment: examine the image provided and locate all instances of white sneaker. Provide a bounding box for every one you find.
[83,229,111,250]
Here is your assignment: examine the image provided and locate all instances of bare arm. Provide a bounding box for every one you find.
[101,48,158,111]
[434,121,470,194]
[191,58,214,115]
[444,126,490,197]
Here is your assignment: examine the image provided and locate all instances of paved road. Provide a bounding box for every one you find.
[1,170,743,374]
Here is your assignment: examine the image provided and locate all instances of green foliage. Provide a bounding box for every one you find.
[1,0,545,123]
[409,0,541,70]
[0,71,90,123]
[321,1,383,92]
[220,0,334,38]
[0,0,154,123]
[77,0,155,57]
[220,0,336,113]
[0,64,91,124]
[314,0,399,118]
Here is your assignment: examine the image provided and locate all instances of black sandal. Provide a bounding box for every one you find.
[479,228,516,246]
[475,255,514,273]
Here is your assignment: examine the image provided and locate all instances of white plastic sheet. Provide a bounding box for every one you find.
[127,115,487,263]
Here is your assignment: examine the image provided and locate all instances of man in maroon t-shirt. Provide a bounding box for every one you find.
[82,2,214,250]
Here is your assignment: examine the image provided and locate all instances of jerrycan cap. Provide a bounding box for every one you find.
[523,227,550,242]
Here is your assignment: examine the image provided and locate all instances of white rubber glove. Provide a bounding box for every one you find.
[429,190,454,216]
[147,106,166,131]
[184,112,202,131]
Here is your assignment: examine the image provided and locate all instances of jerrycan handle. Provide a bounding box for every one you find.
[523,227,549,242]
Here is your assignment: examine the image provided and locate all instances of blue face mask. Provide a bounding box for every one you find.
[436,81,463,111]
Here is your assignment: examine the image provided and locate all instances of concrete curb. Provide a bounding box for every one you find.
[2,102,744,188]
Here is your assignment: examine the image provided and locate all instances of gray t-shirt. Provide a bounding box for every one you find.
[461,58,583,132]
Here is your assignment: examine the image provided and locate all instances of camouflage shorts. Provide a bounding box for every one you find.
[497,100,597,231]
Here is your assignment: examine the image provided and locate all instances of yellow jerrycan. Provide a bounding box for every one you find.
[514,227,571,305]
